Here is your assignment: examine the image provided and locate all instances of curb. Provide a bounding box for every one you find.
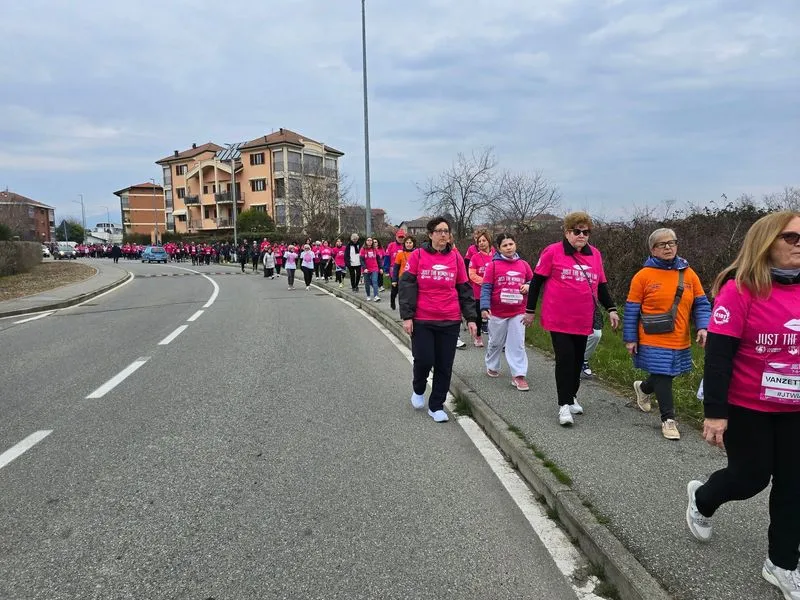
[0,270,133,319]
[320,282,671,600]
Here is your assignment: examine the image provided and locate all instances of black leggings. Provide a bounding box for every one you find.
[390,283,399,307]
[321,259,332,280]
[695,406,800,571]
[335,269,344,283]
[314,262,321,277]
[411,321,460,412]
[640,374,675,421]
[474,300,483,337]
[550,332,588,405]
[348,266,361,290]
[302,266,314,287]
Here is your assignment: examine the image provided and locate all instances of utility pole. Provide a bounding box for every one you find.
[231,154,238,248]
[74,194,86,242]
[149,178,159,245]
[361,0,373,236]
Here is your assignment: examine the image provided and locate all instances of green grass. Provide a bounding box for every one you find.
[451,390,473,417]
[507,426,573,485]
[525,308,705,427]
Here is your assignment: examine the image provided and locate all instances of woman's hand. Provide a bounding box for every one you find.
[519,284,530,294]
[391,282,397,287]
[481,310,491,320]
[625,342,638,355]
[522,313,535,327]
[467,322,478,338]
[609,311,620,331]
[702,418,727,449]
[696,329,708,347]
[402,319,414,335]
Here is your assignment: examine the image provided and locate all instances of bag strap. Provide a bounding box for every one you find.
[669,270,686,317]
[573,254,601,307]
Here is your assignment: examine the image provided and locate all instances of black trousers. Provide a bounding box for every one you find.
[286,269,296,286]
[264,267,274,278]
[695,405,800,570]
[390,284,399,308]
[275,264,282,275]
[550,332,588,405]
[474,300,483,337]
[314,262,321,277]
[321,259,332,280]
[301,266,314,287]
[411,321,460,412]
[348,265,361,290]
[335,269,344,283]
[640,374,675,421]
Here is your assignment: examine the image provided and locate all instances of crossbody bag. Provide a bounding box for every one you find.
[640,270,685,334]
[573,256,604,330]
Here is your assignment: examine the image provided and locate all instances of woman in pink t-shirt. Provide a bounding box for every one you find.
[523,211,620,426]
[686,211,800,596]
[398,216,478,423]
[467,230,494,347]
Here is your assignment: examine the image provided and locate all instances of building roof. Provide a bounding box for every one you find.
[0,190,54,209]
[156,142,225,164]
[113,182,164,197]
[239,128,344,155]
[398,217,430,228]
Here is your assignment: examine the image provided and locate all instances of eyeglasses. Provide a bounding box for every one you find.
[653,240,678,249]
[777,231,800,245]
[569,228,591,236]
[432,228,450,234]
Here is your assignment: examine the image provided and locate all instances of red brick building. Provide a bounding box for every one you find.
[0,190,56,242]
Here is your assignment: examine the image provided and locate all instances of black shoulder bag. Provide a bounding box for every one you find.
[574,257,605,330]
[640,270,685,334]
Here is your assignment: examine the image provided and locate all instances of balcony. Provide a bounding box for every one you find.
[184,195,200,205]
[214,191,245,204]
[188,220,203,230]
[217,219,233,228]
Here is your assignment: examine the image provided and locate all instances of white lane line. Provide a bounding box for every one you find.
[168,266,219,308]
[13,311,54,324]
[187,310,204,322]
[316,285,604,599]
[86,357,149,399]
[0,430,53,471]
[158,325,188,345]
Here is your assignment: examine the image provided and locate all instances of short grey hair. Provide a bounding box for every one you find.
[648,228,677,250]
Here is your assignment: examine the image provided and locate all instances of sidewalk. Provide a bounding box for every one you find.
[322,281,780,600]
[0,260,131,319]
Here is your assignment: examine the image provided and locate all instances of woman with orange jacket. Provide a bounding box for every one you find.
[623,228,712,440]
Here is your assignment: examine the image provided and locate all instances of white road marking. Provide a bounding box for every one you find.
[315,285,604,599]
[158,325,188,345]
[187,310,204,322]
[169,266,219,308]
[13,311,54,324]
[0,430,53,471]
[86,357,149,399]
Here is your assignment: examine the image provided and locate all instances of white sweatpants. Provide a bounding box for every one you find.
[485,315,528,377]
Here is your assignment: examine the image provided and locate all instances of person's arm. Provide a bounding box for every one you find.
[703,333,740,419]
[468,266,484,286]
[525,274,548,314]
[597,283,617,313]
[455,256,477,322]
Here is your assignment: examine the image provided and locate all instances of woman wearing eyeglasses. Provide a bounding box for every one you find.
[623,228,711,440]
[685,212,800,599]
[523,211,620,426]
[399,216,478,423]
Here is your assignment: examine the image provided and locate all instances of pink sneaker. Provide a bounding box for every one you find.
[486,369,500,378]
[474,337,484,348]
[512,376,530,391]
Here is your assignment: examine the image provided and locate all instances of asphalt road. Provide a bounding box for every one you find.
[0,263,580,600]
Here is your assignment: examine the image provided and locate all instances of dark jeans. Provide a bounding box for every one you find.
[390,283,398,308]
[335,268,344,283]
[640,374,675,421]
[411,321,460,412]
[695,405,800,570]
[474,300,483,338]
[301,266,314,287]
[550,332,588,405]
[321,259,332,280]
[275,264,282,275]
[264,267,274,278]
[286,268,296,286]
[348,265,361,290]
[314,262,321,277]
[240,260,246,272]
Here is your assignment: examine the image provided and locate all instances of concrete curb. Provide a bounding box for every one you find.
[0,270,133,319]
[321,282,671,600]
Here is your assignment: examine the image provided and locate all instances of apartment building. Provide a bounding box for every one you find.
[113,182,166,243]
[0,190,56,242]
[155,129,343,234]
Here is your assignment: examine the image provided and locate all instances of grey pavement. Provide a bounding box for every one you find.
[325,281,785,600]
[0,261,580,600]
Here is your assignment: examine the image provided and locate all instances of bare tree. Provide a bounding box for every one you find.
[493,170,561,232]
[417,147,498,240]
[763,187,800,211]
[287,169,353,238]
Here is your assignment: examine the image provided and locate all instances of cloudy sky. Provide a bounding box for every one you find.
[1,0,797,227]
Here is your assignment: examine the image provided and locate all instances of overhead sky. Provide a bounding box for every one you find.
[1,0,797,227]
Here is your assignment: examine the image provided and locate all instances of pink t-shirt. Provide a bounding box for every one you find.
[709,279,800,412]
[483,256,534,318]
[360,248,380,272]
[469,250,493,299]
[464,244,478,262]
[405,248,469,321]
[535,242,607,336]
[334,246,346,267]
[386,241,403,265]
[320,246,332,260]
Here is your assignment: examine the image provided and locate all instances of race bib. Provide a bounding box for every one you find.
[760,361,800,405]
[500,290,524,305]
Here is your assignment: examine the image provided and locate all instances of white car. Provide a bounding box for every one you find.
[42,245,51,258]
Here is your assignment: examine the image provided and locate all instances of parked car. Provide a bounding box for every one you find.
[141,245,168,264]
[54,244,77,260]
[42,245,51,258]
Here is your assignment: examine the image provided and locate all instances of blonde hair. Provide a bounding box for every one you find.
[712,211,800,298]
[475,229,492,248]
[563,211,593,231]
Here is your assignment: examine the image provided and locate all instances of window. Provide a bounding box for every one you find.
[204,206,216,220]
[120,194,129,208]
[304,154,322,174]
[250,152,265,166]
[176,187,186,199]
[272,150,284,172]
[274,178,285,199]
[275,204,286,226]
[288,178,302,198]
[287,151,302,173]
[28,207,34,218]
[289,205,302,226]
[253,205,266,213]
[176,214,187,222]
[167,214,175,231]
[165,190,173,210]
[325,157,337,177]
[162,166,172,187]
[175,164,188,176]
[250,178,267,192]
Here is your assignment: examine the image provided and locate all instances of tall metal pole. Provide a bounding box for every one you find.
[230,156,238,248]
[149,178,158,245]
[361,0,373,236]
[78,194,86,239]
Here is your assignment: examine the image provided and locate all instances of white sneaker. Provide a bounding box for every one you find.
[306,286,310,290]
[456,338,466,348]
[762,558,800,600]
[633,380,652,412]
[373,296,381,302]
[569,400,583,415]
[686,480,713,542]
[558,405,574,426]
[428,409,449,423]
[410,392,425,409]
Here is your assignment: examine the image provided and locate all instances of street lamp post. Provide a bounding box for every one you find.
[149,178,159,245]
[361,0,373,236]
[74,194,86,242]
[101,205,110,242]
[231,155,238,249]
